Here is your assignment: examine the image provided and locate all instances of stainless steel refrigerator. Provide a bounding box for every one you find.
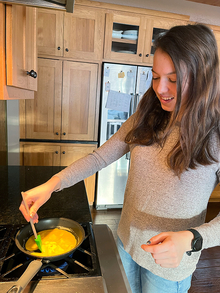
[95,62,152,210]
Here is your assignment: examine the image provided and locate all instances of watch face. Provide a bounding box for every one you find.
[194,238,203,251]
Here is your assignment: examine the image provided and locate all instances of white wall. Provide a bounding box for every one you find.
[95,0,220,26]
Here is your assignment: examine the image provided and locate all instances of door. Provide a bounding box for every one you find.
[135,66,152,106]
[25,58,62,139]
[61,61,98,141]
[96,63,137,209]
[6,5,37,91]
[104,11,146,63]
[144,17,188,64]
[22,143,60,166]
[37,8,64,57]
[64,6,105,61]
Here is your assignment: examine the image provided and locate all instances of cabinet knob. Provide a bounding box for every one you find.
[65,48,69,52]
[63,132,66,135]
[146,54,149,57]
[62,151,66,154]
[139,53,142,57]
[55,132,59,135]
[55,151,59,154]
[57,46,61,50]
[27,70,37,78]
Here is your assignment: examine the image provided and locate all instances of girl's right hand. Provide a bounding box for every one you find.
[19,176,61,223]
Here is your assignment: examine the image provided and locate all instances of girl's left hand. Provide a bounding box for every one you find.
[141,231,194,268]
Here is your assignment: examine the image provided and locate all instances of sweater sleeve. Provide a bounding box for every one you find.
[194,168,220,249]
[54,113,135,191]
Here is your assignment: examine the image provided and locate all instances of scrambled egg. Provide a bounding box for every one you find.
[25,228,77,257]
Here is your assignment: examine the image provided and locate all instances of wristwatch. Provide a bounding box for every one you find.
[186,228,203,256]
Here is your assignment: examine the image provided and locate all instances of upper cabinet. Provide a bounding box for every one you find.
[37,6,105,61]
[37,9,64,57]
[0,3,37,100]
[104,10,188,65]
[6,4,37,91]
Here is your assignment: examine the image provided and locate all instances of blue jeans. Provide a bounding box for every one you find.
[117,237,192,293]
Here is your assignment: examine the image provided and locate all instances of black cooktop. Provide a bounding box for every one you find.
[0,222,101,282]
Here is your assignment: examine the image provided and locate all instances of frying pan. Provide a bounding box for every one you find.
[6,218,85,293]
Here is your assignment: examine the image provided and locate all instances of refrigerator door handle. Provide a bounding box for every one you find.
[129,93,134,116]
[134,93,139,113]
[126,152,130,160]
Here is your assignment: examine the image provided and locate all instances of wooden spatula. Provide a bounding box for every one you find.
[21,192,42,252]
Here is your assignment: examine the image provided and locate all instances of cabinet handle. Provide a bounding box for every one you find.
[63,132,66,135]
[55,151,59,154]
[62,151,65,154]
[146,54,149,57]
[27,70,37,78]
[55,132,59,135]
[57,46,61,50]
[65,48,69,52]
[139,53,142,57]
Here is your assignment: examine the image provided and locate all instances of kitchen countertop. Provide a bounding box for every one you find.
[0,166,131,293]
[0,166,92,224]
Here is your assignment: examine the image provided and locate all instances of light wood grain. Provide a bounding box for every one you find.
[1,3,34,100]
[186,0,220,7]
[104,10,188,65]
[25,58,62,139]
[62,61,98,141]
[64,6,105,61]
[75,0,190,21]
[6,4,37,91]
[20,142,97,204]
[60,143,97,204]
[37,8,64,57]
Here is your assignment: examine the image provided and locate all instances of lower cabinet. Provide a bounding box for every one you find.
[20,142,97,204]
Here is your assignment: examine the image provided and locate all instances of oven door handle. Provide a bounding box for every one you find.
[6,259,43,293]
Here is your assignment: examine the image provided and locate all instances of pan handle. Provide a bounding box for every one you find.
[6,259,43,293]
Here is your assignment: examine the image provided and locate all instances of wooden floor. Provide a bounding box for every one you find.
[91,202,220,292]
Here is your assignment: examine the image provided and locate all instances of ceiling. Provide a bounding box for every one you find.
[186,0,220,7]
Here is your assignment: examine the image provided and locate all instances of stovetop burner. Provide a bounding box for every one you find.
[0,223,101,282]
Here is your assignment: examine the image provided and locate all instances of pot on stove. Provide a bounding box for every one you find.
[6,218,85,293]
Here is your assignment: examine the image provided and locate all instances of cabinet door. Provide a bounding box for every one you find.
[37,8,64,57]
[144,17,188,64]
[64,6,105,61]
[104,11,146,63]
[62,61,98,141]
[60,144,97,204]
[25,58,62,139]
[21,143,60,166]
[6,5,37,91]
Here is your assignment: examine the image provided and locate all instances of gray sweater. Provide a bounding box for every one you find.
[55,114,220,281]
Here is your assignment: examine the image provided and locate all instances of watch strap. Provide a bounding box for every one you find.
[186,228,203,256]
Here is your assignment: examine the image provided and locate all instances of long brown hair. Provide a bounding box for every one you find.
[125,24,220,175]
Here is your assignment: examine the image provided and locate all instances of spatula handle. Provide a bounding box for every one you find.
[21,192,38,239]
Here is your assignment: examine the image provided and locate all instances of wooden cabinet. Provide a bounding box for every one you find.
[104,10,188,65]
[37,9,64,57]
[6,4,37,91]
[20,142,97,204]
[37,6,105,61]
[0,3,36,100]
[23,58,98,141]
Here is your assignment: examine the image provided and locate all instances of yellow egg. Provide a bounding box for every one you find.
[25,228,77,257]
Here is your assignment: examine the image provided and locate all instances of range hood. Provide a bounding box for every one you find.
[0,0,75,13]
